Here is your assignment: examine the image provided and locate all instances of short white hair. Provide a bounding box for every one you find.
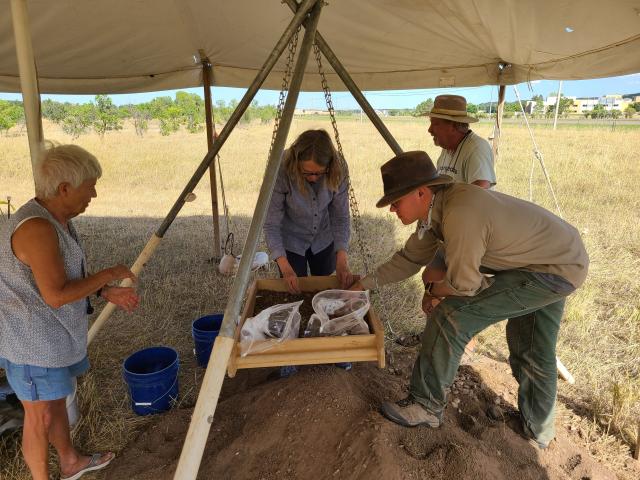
[35,142,102,199]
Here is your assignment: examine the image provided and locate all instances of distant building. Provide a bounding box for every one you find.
[572,97,599,114]
[544,95,576,109]
[524,101,535,114]
[598,94,631,111]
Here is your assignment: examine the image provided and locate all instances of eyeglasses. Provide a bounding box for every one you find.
[301,168,329,178]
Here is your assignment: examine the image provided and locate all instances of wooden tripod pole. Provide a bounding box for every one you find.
[88,234,162,345]
[173,2,323,478]
[492,84,506,162]
[202,55,222,260]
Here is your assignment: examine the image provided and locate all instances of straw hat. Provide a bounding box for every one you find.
[423,94,478,123]
[375,151,453,208]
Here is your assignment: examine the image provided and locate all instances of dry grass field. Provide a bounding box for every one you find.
[0,117,639,479]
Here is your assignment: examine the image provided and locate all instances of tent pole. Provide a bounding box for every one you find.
[87,0,318,345]
[10,0,43,176]
[552,80,563,130]
[492,85,506,162]
[173,2,323,478]
[283,0,403,156]
[202,55,222,259]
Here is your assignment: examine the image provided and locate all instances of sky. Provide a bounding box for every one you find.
[1,73,639,111]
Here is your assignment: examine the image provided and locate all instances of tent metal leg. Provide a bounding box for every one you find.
[172,2,324,478]
[10,0,43,176]
[87,0,319,344]
[284,0,403,156]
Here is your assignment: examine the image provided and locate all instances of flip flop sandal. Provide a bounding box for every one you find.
[61,452,115,480]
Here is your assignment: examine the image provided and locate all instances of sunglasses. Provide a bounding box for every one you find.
[301,168,329,178]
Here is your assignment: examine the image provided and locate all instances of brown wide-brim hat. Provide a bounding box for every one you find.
[422,94,478,123]
[376,151,453,208]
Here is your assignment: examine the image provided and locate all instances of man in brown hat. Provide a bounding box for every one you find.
[351,151,588,449]
[425,94,495,188]
[401,94,496,352]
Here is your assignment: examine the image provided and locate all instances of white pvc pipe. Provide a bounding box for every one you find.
[553,80,563,130]
[10,0,43,175]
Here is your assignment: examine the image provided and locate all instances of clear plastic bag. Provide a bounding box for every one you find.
[240,300,303,356]
[305,290,370,337]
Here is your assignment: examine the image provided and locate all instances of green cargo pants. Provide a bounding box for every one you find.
[410,269,568,447]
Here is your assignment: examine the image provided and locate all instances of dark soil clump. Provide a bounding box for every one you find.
[253,290,317,337]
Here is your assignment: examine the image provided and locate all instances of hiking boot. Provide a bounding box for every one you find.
[498,409,551,450]
[381,396,441,428]
[521,422,551,450]
[279,365,298,378]
[334,362,352,371]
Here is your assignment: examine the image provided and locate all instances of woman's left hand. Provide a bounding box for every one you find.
[102,286,140,313]
[336,250,353,289]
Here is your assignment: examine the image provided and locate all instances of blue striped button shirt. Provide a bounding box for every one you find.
[264,165,350,261]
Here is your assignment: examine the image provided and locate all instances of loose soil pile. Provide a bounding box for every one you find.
[104,350,638,480]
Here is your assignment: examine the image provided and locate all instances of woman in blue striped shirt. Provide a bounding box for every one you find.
[264,129,353,294]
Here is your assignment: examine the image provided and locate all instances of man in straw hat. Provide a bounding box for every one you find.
[424,94,495,188]
[351,151,588,449]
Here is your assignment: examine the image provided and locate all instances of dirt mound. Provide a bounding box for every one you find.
[105,353,633,480]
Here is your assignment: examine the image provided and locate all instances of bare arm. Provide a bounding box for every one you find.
[12,218,135,309]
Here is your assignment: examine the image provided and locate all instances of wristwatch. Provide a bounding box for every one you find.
[425,281,444,299]
[425,282,435,296]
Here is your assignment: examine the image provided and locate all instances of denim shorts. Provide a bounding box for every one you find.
[0,356,89,402]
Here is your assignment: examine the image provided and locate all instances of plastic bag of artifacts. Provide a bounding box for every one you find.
[305,290,371,337]
[240,300,303,356]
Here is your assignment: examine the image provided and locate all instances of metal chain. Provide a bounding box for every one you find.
[312,43,396,340]
[266,27,300,163]
[312,43,373,276]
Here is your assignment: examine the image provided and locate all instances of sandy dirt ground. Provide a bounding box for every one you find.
[104,350,639,480]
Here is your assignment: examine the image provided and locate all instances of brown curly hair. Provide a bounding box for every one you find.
[283,129,346,194]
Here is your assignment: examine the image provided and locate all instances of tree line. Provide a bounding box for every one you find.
[2,92,639,138]
[0,92,278,138]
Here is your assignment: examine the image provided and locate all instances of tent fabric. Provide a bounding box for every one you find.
[1,0,639,94]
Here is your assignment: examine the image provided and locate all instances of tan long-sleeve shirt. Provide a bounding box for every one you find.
[361,184,589,296]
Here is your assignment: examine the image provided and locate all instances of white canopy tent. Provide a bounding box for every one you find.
[4,1,640,478]
[2,0,640,93]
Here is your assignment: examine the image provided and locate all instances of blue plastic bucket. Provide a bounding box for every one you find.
[192,314,224,367]
[123,346,179,416]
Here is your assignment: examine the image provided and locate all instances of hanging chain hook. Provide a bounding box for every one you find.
[312,43,396,340]
[266,27,301,163]
[224,232,235,256]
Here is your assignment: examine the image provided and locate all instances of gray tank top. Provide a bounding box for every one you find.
[0,199,88,367]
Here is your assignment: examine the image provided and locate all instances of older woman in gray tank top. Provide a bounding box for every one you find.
[0,143,139,480]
